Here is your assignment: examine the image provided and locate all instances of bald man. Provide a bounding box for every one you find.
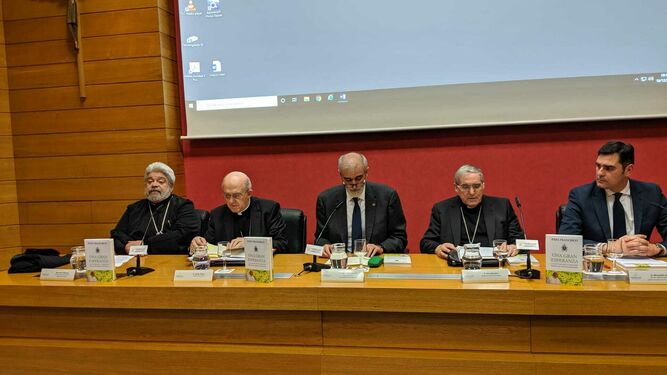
[190,172,288,253]
[315,152,407,257]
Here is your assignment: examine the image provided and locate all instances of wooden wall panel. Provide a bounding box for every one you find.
[0,203,18,226]
[0,113,10,135]
[4,0,182,251]
[12,105,171,135]
[0,158,14,180]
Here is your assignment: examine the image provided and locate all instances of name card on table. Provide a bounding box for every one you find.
[174,270,214,281]
[84,238,116,282]
[628,269,667,284]
[461,269,509,283]
[305,244,324,257]
[516,239,540,251]
[129,245,148,256]
[321,269,365,283]
[40,269,76,281]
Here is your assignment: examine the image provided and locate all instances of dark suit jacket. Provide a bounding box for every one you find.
[203,196,289,253]
[420,195,524,253]
[558,180,667,247]
[315,182,408,253]
[111,194,200,255]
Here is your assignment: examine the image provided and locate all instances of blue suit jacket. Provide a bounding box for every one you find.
[558,180,667,247]
[315,182,408,253]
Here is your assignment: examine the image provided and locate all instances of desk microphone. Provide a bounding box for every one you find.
[514,196,540,279]
[303,200,345,272]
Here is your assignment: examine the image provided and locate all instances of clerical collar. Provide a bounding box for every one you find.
[236,198,252,216]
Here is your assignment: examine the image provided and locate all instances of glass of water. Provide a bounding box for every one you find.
[462,243,482,270]
[606,238,623,273]
[354,239,369,272]
[583,244,604,273]
[69,246,86,276]
[492,239,508,268]
[192,245,210,270]
[217,241,230,270]
[330,243,347,269]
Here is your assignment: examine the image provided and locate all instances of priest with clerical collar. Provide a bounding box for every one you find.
[189,171,288,253]
[111,162,200,255]
[420,164,524,259]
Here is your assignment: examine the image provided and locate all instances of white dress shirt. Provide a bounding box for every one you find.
[345,185,366,250]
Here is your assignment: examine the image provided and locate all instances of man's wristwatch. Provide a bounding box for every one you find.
[657,243,667,257]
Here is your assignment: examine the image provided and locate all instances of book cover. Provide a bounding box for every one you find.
[84,238,116,282]
[244,237,273,283]
[545,234,583,285]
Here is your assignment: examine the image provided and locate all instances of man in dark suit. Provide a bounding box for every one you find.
[315,152,407,257]
[420,164,524,259]
[559,141,667,257]
[190,171,288,253]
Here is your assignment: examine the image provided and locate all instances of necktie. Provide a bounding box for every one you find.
[352,197,362,243]
[612,192,626,239]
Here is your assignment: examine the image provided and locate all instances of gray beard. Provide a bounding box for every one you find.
[146,189,172,203]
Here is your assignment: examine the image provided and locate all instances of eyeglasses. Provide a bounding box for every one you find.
[342,174,366,185]
[145,178,168,185]
[456,183,483,191]
[224,192,247,201]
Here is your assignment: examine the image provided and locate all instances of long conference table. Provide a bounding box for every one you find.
[1,254,666,374]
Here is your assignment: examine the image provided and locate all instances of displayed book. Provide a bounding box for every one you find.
[384,254,412,264]
[545,234,583,285]
[84,238,116,282]
[244,237,273,283]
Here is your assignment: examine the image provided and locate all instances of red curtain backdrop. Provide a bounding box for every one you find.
[183,118,667,252]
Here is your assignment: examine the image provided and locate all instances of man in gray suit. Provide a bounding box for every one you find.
[315,152,407,257]
[420,164,524,259]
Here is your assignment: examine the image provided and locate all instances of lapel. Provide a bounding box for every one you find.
[482,198,496,240]
[364,183,377,242]
[222,206,235,240]
[333,187,348,245]
[630,180,644,234]
[448,199,462,245]
[592,186,612,239]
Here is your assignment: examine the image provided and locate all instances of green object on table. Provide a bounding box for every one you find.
[367,255,383,268]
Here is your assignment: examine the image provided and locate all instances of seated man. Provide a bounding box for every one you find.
[315,152,407,257]
[559,141,667,257]
[190,171,288,253]
[420,164,524,259]
[111,162,200,255]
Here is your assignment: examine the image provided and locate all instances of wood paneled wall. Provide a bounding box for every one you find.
[0,0,21,264]
[4,0,182,254]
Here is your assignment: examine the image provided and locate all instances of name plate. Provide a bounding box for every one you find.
[40,269,76,281]
[516,239,540,251]
[321,269,365,283]
[461,269,509,283]
[628,269,667,284]
[173,270,214,281]
[305,244,324,257]
[129,245,148,256]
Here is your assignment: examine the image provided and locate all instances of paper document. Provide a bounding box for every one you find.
[114,255,134,268]
[456,246,495,259]
[507,254,539,265]
[616,257,667,268]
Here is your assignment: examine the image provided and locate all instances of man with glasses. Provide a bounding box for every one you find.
[420,164,524,259]
[189,171,288,253]
[315,152,407,257]
[559,141,667,257]
[111,162,200,254]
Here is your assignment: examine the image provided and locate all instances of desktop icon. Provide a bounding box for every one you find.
[207,0,220,11]
[291,97,297,103]
[280,98,286,104]
[211,60,222,72]
[315,95,322,102]
[188,61,201,74]
[327,94,334,101]
[185,0,197,12]
[339,93,347,100]
[304,96,310,102]
[186,35,199,44]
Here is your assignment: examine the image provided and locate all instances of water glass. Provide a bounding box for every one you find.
[330,243,348,269]
[492,239,508,268]
[353,239,369,272]
[583,244,604,273]
[217,241,230,270]
[606,238,623,273]
[192,245,210,270]
[69,246,86,275]
[462,243,482,270]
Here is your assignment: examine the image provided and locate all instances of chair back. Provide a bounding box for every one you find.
[280,208,306,253]
[555,204,567,232]
[194,209,210,237]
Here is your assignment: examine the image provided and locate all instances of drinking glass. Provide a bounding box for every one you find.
[492,239,508,268]
[217,241,230,271]
[69,246,86,276]
[606,238,623,273]
[192,245,210,270]
[354,239,369,272]
[330,243,348,269]
[462,243,482,270]
[583,244,604,273]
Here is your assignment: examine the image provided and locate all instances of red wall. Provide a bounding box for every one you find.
[183,118,667,252]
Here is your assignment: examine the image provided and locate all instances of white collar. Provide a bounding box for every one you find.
[605,181,631,198]
[346,184,366,202]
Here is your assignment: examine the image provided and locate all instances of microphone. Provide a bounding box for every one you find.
[303,200,345,272]
[514,196,540,279]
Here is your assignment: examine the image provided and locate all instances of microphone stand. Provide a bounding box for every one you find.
[303,200,345,272]
[514,197,540,279]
